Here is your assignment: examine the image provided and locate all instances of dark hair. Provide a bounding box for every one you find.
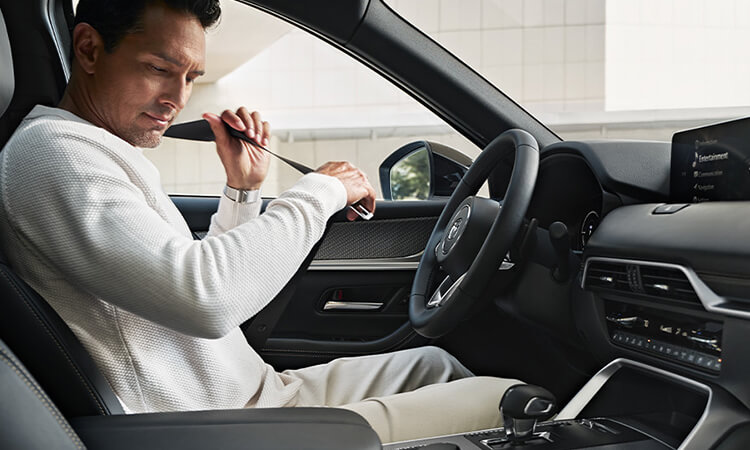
[74,0,221,52]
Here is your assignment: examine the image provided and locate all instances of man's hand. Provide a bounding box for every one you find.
[203,107,271,191]
[316,162,377,221]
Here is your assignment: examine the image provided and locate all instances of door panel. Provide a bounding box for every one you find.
[172,196,446,368]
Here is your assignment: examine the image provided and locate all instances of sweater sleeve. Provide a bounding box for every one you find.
[207,193,262,236]
[3,130,347,339]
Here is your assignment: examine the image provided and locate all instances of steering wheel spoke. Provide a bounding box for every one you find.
[426,273,467,308]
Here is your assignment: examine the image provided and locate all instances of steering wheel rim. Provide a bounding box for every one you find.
[409,129,540,338]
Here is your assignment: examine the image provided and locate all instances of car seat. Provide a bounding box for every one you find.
[0,3,385,449]
[0,337,87,449]
[0,2,125,418]
[0,335,382,450]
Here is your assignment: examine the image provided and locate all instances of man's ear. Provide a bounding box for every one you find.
[71,23,104,75]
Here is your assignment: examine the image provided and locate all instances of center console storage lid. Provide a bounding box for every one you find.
[71,407,381,450]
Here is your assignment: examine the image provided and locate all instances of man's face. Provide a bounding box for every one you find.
[91,4,206,148]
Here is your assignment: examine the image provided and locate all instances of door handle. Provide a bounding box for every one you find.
[322,301,384,311]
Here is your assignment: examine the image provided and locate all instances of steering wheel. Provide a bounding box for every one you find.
[409,129,540,338]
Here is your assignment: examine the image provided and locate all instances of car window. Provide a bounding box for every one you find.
[388,0,750,142]
[140,2,481,197]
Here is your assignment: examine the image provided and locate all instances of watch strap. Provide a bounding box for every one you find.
[223,185,260,203]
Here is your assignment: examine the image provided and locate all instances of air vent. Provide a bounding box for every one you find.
[585,260,700,305]
[639,265,699,302]
[585,261,630,290]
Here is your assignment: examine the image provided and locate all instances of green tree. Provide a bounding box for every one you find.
[390,148,430,200]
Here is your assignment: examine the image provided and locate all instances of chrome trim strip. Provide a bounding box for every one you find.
[322,301,383,311]
[557,361,621,420]
[426,273,467,308]
[309,260,419,270]
[311,252,514,271]
[309,252,422,270]
[582,256,750,320]
[557,358,712,450]
[45,0,70,79]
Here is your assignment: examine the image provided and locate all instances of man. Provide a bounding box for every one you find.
[0,0,519,443]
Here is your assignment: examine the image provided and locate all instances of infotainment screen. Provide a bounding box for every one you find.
[671,116,750,202]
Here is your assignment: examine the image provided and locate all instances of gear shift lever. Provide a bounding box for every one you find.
[499,384,557,443]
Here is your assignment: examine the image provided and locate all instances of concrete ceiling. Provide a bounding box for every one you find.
[202,1,290,83]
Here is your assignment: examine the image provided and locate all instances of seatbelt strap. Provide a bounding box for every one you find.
[164,120,372,220]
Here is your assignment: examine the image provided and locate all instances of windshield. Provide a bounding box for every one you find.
[389,0,750,141]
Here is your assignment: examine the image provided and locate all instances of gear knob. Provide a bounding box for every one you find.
[499,384,557,442]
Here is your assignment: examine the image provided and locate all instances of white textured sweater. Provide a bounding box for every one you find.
[0,105,347,413]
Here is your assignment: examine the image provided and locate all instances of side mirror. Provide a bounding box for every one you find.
[379,141,471,200]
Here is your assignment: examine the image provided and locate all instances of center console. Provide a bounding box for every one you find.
[384,359,715,450]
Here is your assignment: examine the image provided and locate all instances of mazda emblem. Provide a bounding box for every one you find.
[448,219,462,240]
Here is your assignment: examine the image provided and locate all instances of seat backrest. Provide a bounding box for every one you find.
[0,1,124,417]
[0,253,125,416]
[0,338,86,449]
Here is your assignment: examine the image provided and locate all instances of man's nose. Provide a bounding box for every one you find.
[161,80,190,111]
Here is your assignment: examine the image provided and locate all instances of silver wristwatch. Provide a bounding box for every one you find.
[223,185,260,203]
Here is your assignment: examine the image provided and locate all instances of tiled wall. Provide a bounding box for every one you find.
[390,0,606,114]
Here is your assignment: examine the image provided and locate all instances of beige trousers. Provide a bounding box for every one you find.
[285,346,522,444]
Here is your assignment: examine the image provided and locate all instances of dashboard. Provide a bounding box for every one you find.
[516,118,750,444]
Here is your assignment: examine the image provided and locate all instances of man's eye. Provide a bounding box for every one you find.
[150,65,167,73]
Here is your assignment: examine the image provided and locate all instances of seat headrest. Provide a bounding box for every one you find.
[0,9,14,117]
[0,1,71,149]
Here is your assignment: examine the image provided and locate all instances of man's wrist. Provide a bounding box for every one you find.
[223,184,260,203]
[226,179,262,190]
